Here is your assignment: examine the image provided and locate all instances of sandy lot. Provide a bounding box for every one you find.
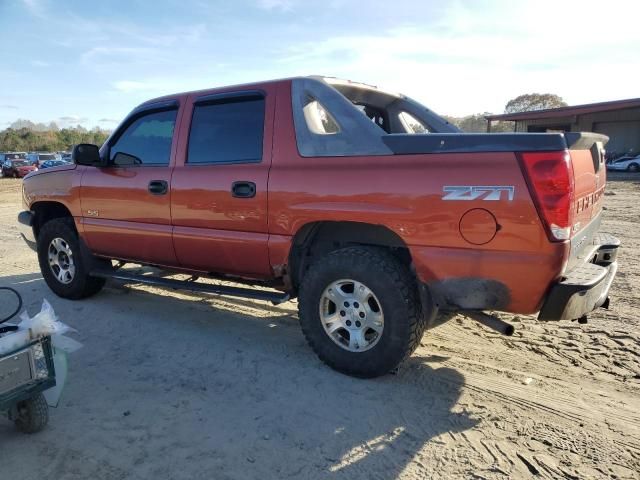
[0,175,638,479]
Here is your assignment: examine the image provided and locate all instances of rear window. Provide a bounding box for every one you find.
[187,96,265,164]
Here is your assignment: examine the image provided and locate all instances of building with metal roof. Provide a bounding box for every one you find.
[485,98,640,156]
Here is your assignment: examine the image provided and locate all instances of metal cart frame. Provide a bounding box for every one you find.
[0,336,56,432]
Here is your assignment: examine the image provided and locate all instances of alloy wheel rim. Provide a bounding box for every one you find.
[319,279,384,352]
[48,237,76,284]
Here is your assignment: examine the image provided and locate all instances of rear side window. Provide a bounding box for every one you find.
[110,109,177,166]
[398,111,429,134]
[187,97,265,164]
[303,99,339,134]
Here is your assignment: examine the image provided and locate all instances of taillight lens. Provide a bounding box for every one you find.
[519,151,575,241]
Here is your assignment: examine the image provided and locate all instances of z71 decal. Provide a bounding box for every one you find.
[442,185,515,201]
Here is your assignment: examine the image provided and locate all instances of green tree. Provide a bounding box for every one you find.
[0,122,110,152]
[504,93,567,114]
[444,113,513,133]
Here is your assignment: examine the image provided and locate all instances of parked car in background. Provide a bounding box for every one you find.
[0,152,28,163]
[60,152,72,162]
[39,159,69,169]
[607,154,640,172]
[1,157,37,178]
[26,153,57,168]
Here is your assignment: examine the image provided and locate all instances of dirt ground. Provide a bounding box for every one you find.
[0,175,638,479]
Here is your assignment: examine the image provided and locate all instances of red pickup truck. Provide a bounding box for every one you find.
[18,76,619,377]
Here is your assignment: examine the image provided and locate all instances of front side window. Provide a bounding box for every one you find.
[187,97,265,164]
[110,109,177,166]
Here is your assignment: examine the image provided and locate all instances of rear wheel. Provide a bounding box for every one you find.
[298,246,428,378]
[628,163,639,172]
[37,218,106,299]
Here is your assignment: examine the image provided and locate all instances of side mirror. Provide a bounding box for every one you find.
[73,144,102,166]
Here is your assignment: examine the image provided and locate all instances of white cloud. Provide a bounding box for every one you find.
[57,115,89,127]
[112,81,154,93]
[81,46,160,65]
[257,0,295,11]
[272,2,640,115]
[21,0,45,18]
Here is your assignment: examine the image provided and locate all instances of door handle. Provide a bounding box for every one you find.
[148,180,168,195]
[231,181,256,198]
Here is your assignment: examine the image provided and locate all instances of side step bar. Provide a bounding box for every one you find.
[90,269,290,305]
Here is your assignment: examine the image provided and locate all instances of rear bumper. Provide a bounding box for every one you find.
[538,233,620,321]
[17,211,37,251]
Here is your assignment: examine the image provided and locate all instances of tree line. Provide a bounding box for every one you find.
[0,120,111,152]
[445,93,567,133]
[0,92,567,150]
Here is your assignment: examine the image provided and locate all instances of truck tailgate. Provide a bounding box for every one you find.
[565,132,608,269]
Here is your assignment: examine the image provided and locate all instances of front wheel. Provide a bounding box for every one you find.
[37,218,106,299]
[298,246,427,378]
[627,163,639,172]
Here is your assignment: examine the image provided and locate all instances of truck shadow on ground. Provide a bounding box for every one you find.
[2,272,477,479]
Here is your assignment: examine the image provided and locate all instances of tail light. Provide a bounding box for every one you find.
[519,151,575,241]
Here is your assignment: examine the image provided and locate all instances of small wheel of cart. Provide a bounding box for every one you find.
[11,392,49,433]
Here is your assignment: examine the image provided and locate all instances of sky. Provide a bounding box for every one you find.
[0,0,639,129]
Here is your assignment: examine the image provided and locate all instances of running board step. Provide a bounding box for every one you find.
[90,269,290,305]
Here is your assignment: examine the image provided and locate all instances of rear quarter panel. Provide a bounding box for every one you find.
[269,81,565,313]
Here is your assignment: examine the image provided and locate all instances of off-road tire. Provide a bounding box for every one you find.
[37,217,106,299]
[14,393,49,434]
[298,246,428,378]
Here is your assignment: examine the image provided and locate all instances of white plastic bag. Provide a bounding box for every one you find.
[0,328,30,356]
[18,299,74,337]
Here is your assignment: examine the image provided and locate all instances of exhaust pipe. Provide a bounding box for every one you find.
[466,311,515,336]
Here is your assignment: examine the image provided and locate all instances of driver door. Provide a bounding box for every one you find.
[80,102,182,266]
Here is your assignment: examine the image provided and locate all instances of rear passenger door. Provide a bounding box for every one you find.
[170,87,275,278]
[80,102,181,266]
